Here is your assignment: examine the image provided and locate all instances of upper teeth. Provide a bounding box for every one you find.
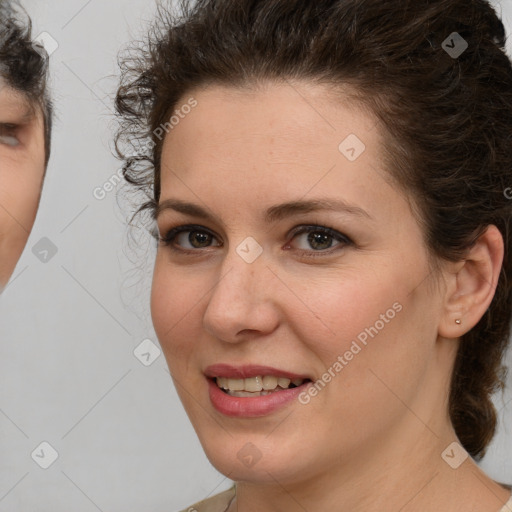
[216,376,304,392]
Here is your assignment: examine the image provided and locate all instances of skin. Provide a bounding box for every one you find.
[0,82,46,291]
[151,81,509,512]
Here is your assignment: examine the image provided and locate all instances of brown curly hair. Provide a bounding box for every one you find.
[114,0,512,460]
[0,0,52,166]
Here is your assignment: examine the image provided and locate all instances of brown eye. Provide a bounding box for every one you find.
[159,224,221,253]
[0,124,21,147]
[287,225,353,256]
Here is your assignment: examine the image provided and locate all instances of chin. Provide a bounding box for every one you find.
[199,433,307,485]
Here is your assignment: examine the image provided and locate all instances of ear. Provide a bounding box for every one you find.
[438,225,504,339]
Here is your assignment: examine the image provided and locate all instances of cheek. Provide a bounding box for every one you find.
[150,260,204,362]
[291,260,436,400]
[286,264,409,358]
[0,162,44,223]
[0,169,43,286]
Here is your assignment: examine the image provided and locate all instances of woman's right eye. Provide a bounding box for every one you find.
[159,225,221,253]
[0,124,21,147]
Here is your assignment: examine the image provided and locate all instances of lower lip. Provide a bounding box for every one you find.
[207,378,312,417]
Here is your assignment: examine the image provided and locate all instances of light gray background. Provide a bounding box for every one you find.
[0,0,511,510]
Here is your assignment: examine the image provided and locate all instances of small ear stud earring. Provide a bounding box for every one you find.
[455,319,462,325]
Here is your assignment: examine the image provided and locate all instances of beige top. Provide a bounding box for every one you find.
[180,485,512,512]
[179,487,235,512]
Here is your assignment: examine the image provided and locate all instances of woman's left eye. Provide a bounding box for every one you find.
[158,224,352,257]
[288,225,352,255]
[0,124,21,147]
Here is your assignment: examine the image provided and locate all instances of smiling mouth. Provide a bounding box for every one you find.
[214,376,312,397]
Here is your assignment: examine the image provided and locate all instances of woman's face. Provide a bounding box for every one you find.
[0,83,46,290]
[152,82,453,485]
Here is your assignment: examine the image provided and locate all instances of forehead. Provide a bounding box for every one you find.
[158,82,410,226]
[0,79,38,121]
[162,82,378,169]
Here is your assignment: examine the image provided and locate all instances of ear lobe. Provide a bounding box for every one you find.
[438,225,504,339]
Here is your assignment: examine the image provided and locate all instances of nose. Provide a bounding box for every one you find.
[202,244,281,343]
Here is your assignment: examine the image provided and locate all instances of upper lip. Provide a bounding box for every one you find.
[204,364,312,380]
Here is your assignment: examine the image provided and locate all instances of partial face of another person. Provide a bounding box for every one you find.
[151,82,456,484]
[0,82,46,290]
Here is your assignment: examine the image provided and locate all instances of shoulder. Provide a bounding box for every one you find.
[178,486,236,512]
[499,484,512,512]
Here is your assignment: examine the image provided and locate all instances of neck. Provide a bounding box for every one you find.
[231,431,508,512]
[229,402,509,512]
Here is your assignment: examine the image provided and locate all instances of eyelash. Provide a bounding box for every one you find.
[157,223,353,258]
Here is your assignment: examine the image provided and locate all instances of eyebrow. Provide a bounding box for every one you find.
[19,107,36,123]
[0,104,36,124]
[0,89,37,123]
[154,197,373,223]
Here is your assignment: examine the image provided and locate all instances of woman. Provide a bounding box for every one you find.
[0,0,52,291]
[115,0,512,510]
